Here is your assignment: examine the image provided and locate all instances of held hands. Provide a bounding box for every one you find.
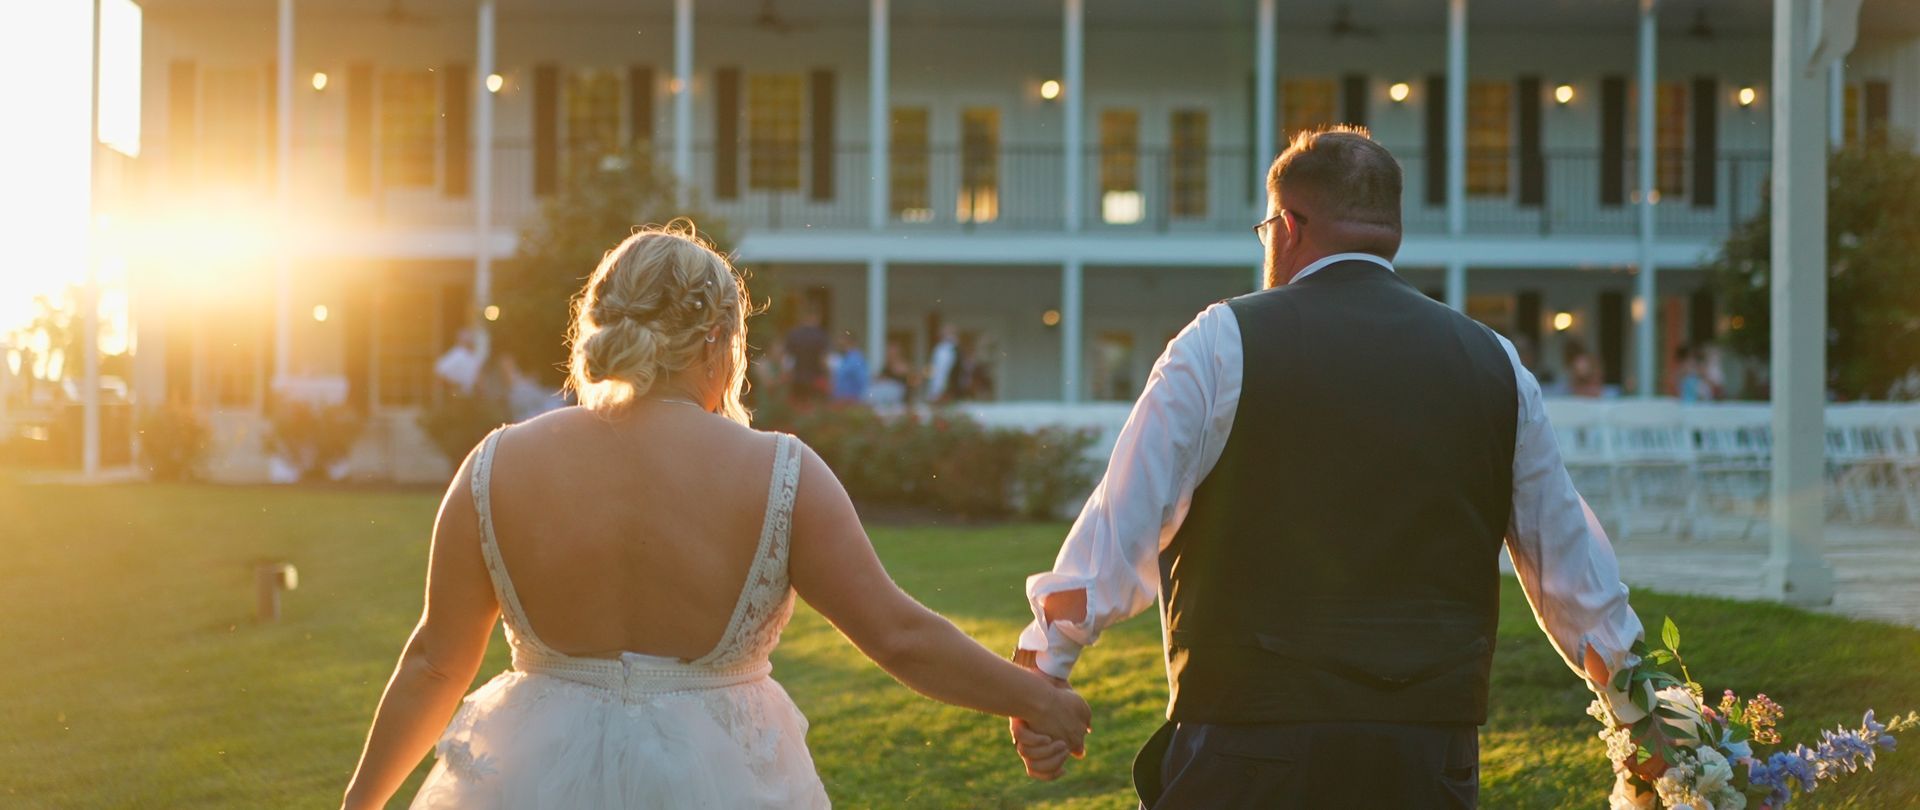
[1008,662,1090,781]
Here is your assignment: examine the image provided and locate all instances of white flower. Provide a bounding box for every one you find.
[1654,686,1707,748]
[1654,760,1709,810]
[1695,747,1735,797]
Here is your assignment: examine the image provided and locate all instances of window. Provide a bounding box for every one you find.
[1466,80,1511,197]
[890,106,931,222]
[958,107,1000,223]
[200,67,264,188]
[1099,109,1141,224]
[379,70,438,188]
[565,69,622,160]
[1093,332,1136,401]
[205,310,265,407]
[376,284,436,407]
[747,74,803,191]
[1844,82,1861,146]
[1628,82,1688,198]
[1170,109,1209,219]
[1283,78,1337,143]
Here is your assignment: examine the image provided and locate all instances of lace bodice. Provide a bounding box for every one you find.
[468,428,803,680]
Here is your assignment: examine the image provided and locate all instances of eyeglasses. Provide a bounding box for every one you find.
[1252,209,1306,245]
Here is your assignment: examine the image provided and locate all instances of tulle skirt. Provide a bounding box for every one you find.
[410,669,829,809]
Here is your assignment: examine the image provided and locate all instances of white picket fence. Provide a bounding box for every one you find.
[959,400,1920,534]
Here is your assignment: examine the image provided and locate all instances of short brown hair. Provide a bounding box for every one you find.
[1265,125,1402,229]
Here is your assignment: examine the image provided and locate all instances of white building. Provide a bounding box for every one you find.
[119,0,1920,481]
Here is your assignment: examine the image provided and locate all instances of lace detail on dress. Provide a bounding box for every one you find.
[695,433,802,670]
[468,428,559,658]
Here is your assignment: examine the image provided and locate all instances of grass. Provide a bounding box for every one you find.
[2,478,1918,808]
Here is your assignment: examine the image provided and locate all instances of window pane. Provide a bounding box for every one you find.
[379,70,437,188]
[1466,80,1511,197]
[1844,83,1860,146]
[1093,331,1136,401]
[748,74,803,191]
[1170,109,1209,218]
[1656,82,1686,197]
[376,284,436,407]
[566,70,622,161]
[890,106,931,221]
[959,107,999,223]
[1100,109,1141,224]
[201,67,263,189]
[1282,79,1337,143]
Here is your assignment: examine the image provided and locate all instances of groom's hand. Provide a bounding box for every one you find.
[1010,649,1084,780]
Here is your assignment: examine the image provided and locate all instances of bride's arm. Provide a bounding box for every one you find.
[341,449,500,810]
[787,444,1091,753]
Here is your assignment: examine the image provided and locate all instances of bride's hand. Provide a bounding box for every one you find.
[1013,679,1090,777]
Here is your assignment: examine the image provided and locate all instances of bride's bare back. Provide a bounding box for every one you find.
[485,402,780,661]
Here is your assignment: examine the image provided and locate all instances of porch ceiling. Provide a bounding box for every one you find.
[137,0,1920,38]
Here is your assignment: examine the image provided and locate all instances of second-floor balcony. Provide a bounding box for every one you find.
[135,139,1771,247]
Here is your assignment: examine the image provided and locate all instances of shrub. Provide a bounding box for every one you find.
[418,395,509,467]
[266,403,365,482]
[1012,426,1101,519]
[137,407,211,482]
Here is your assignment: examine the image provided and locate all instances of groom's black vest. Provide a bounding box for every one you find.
[1160,260,1518,726]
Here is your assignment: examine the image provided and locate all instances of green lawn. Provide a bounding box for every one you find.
[3,479,1918,809]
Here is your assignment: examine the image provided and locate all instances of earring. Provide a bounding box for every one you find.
[705,335,717,343]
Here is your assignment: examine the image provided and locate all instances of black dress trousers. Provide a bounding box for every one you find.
[1134,720,1480,809]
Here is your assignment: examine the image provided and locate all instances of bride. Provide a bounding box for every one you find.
[340,224,1090,809]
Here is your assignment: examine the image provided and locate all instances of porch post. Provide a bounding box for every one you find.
[84,0,103,476]
[1254,0,1276,290]
[869,0,889,231]
[1062,0,1083,233]
[672,0,693,193]
[865,257,887,383]
[1633,0,1658,397]
[1445,0,1467,312]
[1828,62,1845,145]
[1766,0,1835,605]
[273,0,294,386]
[1061,259,1083,403]
[472,0,495,311]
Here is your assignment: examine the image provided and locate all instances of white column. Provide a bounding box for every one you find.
[1062,0,1084,232]
[1444,261,1467,311]
[868,0,889,231]
[1766,0,1835,606]
[1061,259,1083,403]
[1445,0,1467,311]
[865,256,887,379]
[1828,62,1845,146]
[672,0,694,191]
[472,0,495,312]
[273,0,294,386]
[1253,0,1276,291]
[84,0,103,477]
[1633,0,1658,398]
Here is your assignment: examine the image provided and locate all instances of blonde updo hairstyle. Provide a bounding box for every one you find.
[567,221,752,424]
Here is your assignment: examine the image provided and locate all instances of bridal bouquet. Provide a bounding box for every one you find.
[1590,618,1918,810]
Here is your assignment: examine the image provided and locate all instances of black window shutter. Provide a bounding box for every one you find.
[1599,290,1626,386]
[629,66,655,147]
[1688,289,1716,347]
[1342,74,1368,129]
[1691,77,1717,208]
[1518,75,1544,207]
[1865,79,1891,148]
[1425,74,1446,207]
[347,62,375,196]
[444,63,471,198]
[533,64,559,195]
[167,61,197,183]
[1600,75,1626,207]
[264,61,278,191]
[715,67,741,200]
[1246,71,1258,201]
[809,69,836,201]
[1516,289,1543,351]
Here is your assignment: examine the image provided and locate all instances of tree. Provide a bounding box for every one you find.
[491,147,737,388]
[1710,142,1920,400]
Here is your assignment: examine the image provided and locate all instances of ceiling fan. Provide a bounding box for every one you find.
[751,0,813,35]
[1329,4,1380,39]
[383,0,430,27]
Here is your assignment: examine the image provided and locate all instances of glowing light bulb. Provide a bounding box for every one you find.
[1388,82,1411,103]
[486,73,505,93]
[1040,80,1061,101]
[310,72,329,91]
[1554,84,1574,105]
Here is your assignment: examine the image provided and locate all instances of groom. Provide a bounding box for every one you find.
[1010,126,1646,808]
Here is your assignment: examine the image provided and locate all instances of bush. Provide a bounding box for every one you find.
[418,395,509,467]
[266,403,365,482]
[137,407,210,481]
[763,405,1100,519]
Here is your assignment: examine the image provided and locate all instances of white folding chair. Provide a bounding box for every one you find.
[1544,398,1617,508]
[1605,399,1698,539]
[1683,403,1771,538]
[1825,404,1905,523]
[1888,404,1920,527]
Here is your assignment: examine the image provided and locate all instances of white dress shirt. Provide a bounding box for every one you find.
[1018,253,1644,714]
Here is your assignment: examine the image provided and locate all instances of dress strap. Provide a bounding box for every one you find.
[691,432,802,666]
[470,427,558,655]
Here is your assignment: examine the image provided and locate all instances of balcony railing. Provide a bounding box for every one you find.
[128,139,1770,243]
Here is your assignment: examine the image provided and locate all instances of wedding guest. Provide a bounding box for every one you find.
[831,334,869,404]
[785,308,830,404]
[1675,344,1714,403]
[926,325,960,403]
[434,327,490,397]
[870,340,914,408]
[1565,342,1607,398]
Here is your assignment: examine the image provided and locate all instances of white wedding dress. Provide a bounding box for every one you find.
[411,430,830,809]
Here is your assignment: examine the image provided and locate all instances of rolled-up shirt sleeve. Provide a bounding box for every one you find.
[1017,304,1241,680]
[1497,337,1646,720]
